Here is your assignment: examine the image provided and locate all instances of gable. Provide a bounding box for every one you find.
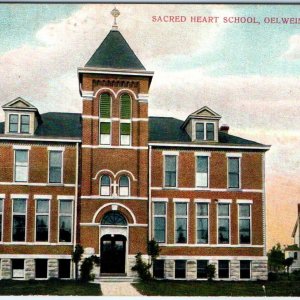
[2,97,37,110]
[191,106,221,119]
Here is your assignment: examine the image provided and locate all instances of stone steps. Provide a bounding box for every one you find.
[93,276,139,283]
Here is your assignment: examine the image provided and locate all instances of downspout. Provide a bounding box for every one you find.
[262,152,266,256]
[148,145,152,241]
[73,142,79,277]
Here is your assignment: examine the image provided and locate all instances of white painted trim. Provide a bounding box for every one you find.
[11,194,29,199]
[47,146,65,152]
[34,198,50,243]
[148,142,270,150]
[238,202,252,245]
[194,152,211,157]
[195,202,210,245]
[79,222,148,227]
[157,255,266,259]
[236,199,253,204]
[194,199,211,203]
[137,93,149,102]
[0,194,5,198]
[217,199,232,203]
[93,168,138,182]
[48,149,64,184]
[82,115,148,122]
[174,202,189,245]
[33,195,52,200]
[0,182,75,187]
[227,156,241,189]
[0,242,73,246]
[195,154,210,189]
[13,148,29,183]
[81,90,94,99]
[217,202,231,245]
[153,201,167,243]
[78,68,154,78]
[13,145,31,150]
[0,137,81,142]
[57,195,75,200]
[58,198,74,244]
[80,195,147,201]
[150,187,263,193]
[11,197,27,242]
[92,202,137,224]
[0,254,72,259]
[162,151,179,156]
[226,153,243,157]
[82,145,148,150]
[152,198,168,202]
[173,198,190,203]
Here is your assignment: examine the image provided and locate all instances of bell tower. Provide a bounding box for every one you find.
[77,8,154,275]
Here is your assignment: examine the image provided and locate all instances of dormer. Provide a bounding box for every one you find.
[2,97,41,135]
[181,106,221,142]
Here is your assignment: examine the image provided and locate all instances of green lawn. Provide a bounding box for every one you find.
[133,280,300,296]
[0,279,101,296]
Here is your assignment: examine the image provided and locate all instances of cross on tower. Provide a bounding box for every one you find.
[111,7,120,30]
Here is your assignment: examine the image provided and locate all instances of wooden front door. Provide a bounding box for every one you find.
[101,234,126,274]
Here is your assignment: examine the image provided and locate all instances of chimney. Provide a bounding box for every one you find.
[220,124,230,134]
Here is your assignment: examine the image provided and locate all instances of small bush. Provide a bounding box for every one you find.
[268,272,278,281]
[80,255,100,282]
[206,264,216,281]
[131,252,151,281]
[292,270,300,281]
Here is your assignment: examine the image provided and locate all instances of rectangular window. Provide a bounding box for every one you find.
[294,252,298,260]
[240,260,251,279]
[12,259,25,278]
[20,115,30,133]
[218,260,229,279]
[35,199,49,242]
[120,123,131,146]
[35,259,48,279]
[206,123,215,140]
[14,150,29,182]
[228,157,240,188]
[196,123,204,140]
[58,259,71,278]
[153,260,165,279]
[175,203,187,244]
[100,122,111,145]
[197,203,209,244]
[59,200,73,243]
[218,203,230,244]
[49,151,63,183]
[9,114,19,133]
[153,202,166,243]
[196,156,209,187]
[175,260,186,279]
[197,260,208,279]
[239,204,251,244]
[0,199,3,242]
[164,155,177,187]
[12,198,26,242]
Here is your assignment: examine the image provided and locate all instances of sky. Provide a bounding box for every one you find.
[0,4,299,250]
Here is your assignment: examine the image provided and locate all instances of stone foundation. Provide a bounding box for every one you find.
[24,259,35,280]
[1,259,11,279]
[48,259,59,278]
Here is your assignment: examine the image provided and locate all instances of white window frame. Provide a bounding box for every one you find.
[153,201,167,244]
[119,120,132,146]
[196,202,209,244]
[195,153,211,189]
[8,113,31,134]
[11,198,27,242]
[227,154,242,189]
[58,198,73,244]
[14,149,29,183]
[99,119,112,145]
[217,202,231,245]
[174,260,187,279]
[11,259,25,279]
[35,198,50,243]
[118,175,130,197]
[48,149,64,184]
[174,201,189,244]
[238,203,252,245]
[100,175,112,196]
[239,260,252,280]
[0,197,3,242]
[163,152,179,189]
[194,121,216,141]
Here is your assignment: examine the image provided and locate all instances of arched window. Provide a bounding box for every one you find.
[120,94,131,146]
[100,175,111,196]
[101,211,127,225]
[99,93,111,145]
[119,175,130,196]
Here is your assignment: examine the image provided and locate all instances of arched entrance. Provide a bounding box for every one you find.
[100,211,127,275]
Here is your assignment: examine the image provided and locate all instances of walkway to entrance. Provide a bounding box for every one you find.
[100,282,142,296]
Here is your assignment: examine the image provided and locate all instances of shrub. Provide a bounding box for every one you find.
[72,244,84,281]
[131,252,151,281]
[206,264,216,281]
[292,269,300,281]
[268,272,278,281]
[80,255,100,282]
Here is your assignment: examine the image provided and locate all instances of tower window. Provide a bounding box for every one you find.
[100,175,111,196]
[120,94,131,119]
[119,175,130,196]
[99,93,111,145]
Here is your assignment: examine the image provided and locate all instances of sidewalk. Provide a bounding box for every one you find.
[100,282,142,296]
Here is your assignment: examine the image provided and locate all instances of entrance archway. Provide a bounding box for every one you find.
[100,211,127,275]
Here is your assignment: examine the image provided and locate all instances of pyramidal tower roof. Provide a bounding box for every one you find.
[85,9,145,71]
